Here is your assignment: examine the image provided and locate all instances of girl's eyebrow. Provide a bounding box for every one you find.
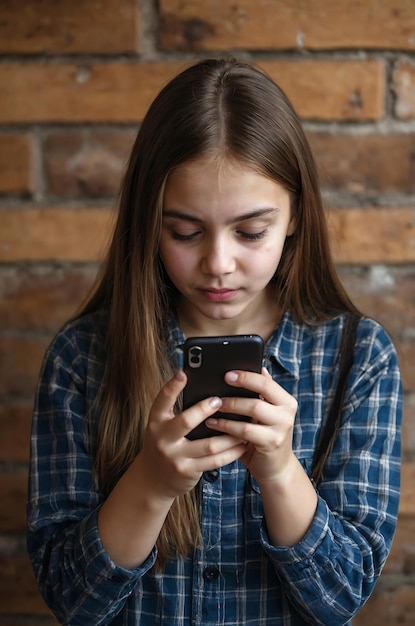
[162,207,278,224]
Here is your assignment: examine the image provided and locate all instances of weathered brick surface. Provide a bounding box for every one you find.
[395,338,415,392]
[0,336,51,396]
[393,60,415,120]
[239,59,386,122]
[338,266,415,335]
[402,394,415,456]
[399,463,415,517]
[1,1,414,623]
[329,207,415,264]
[159,0,415,51]
[0,556,53,616]
[0,404,32,463]
[0,0,140,55]
[353,583,415,625]
[44,130,135,198]
[0,59,384,124]
[0,474,27,533]
[382,516,415,575]
[309,132,415,194]
[0,266,97,331]
[0,62,186,124]
[0,134,34,196]
[0,207,114,262]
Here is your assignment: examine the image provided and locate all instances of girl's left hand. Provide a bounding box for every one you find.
[205,368,298,485]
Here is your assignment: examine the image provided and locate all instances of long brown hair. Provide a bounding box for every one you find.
[79,58,358,566]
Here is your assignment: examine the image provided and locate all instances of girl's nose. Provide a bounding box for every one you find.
[201,237,236,276]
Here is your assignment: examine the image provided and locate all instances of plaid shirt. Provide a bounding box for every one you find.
[27,310,402,625]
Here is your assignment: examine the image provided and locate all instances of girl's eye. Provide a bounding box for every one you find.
[171,230,201,241]
[237,230,267,241]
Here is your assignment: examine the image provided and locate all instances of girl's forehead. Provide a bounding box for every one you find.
[167,155,265,188]
[163,156,292,221]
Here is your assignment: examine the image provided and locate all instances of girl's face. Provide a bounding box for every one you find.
[160,156,296,336]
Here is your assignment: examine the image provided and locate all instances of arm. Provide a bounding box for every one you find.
[207,320,402,624]
[262,323,402,624]
[27,323,248,624]
[27,326,155,626]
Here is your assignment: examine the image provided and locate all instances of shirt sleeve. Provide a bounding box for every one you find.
[260,319,402,625]
[26,325,157,626]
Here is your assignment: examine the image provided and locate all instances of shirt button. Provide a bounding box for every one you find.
[203,469,219,482]
[203,566,220,582]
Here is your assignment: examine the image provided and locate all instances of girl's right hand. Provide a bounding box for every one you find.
[135,369,247,500]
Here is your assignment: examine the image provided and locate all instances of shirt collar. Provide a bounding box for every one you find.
[264,310,302,380]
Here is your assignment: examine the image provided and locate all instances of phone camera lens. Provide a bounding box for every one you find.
[189,346,202,368]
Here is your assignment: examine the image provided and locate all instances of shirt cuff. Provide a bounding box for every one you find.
[74,507,157,592]
[260,495,333,569]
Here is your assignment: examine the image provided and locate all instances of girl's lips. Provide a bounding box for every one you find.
[201,288,238,301]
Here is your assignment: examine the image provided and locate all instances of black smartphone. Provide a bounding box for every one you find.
[183,334,264,440]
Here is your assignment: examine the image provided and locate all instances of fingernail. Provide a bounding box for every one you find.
[226,371,238,382]
[209,396,222,409]
[175,369,186,381]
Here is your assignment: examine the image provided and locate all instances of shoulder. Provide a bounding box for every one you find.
[302,313,397,359]
[310,314,402,405]
[278,311,401,382]
[351,317,401,399]
[41,311,107,384]
[49,310,106,353]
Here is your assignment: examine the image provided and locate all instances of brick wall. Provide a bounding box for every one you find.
[0,1,414,624]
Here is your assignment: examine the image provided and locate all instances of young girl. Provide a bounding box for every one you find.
[27,58,402,625]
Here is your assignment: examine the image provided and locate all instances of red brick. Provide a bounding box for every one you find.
[160,0,415,51]
[212,59,385,121]
[0,266,97,331]
[392,60,415,119]
[0,134,34,196]
[400,463,415,517]
[353,576,415,626]
[308,132,415,193]
[329,207,415,264]
[395,338,415,392]
[0,556,52,616]
[338,266,415,337]
[382,516,415,576]
[0,336,51,396]
[0,473,27,533]
[0,404,32,463]
[0,61,185,124]
[353,582,415,625]
[402,394,415,457]
[44,130,135,198]
[0,59,384,123]
[0,0,140,55]
[0,207,114,262]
